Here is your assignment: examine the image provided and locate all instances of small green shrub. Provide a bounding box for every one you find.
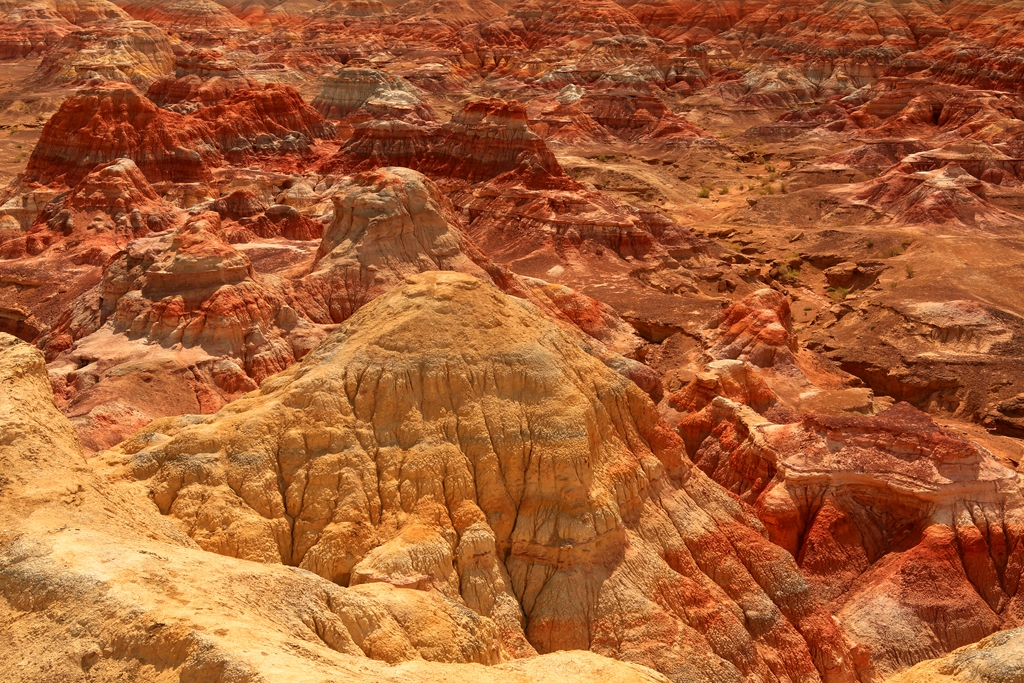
[778,265,800,283]
[827,286,850,301]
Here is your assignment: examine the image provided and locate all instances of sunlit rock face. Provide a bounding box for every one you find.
[3,1,1024,681]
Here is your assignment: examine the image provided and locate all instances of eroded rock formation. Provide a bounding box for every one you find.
[114,271,875,683]
[677,380,1024,676]
[3,1,1024,680]
[0,331,671,683]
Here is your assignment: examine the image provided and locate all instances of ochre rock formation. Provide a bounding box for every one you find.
[101,213,303,381]
[216,0,323,26]
[32,20,175,87]
[191,83,337,158]
[705,288,797,368]
[420,98,564,183]
[664,359,782,421]
[292,167,653,390]
[0,331,670,683]
[515,275,646,357]
[295,167,498,324]
[700,288,884,415]
[312,67,431,121]
[626,0,768,44]
[0,0,75,60]
[116,0,249,30]
[526,90,619,148]
[887,626,1024,683]
[456,164,698,277]
[322,119,439,174]
[37,210,325,450]
[3,1,1024,680]
[509,0,647,49]
[214,189,324,241]
[11,157,180,264]
[113,270,875,683]
[22,81,333,188]
[837,164,1024,229]
[579,87,706,145]
[322,97,596,181]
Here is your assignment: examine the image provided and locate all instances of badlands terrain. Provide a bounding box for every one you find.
[3,0,1024,681]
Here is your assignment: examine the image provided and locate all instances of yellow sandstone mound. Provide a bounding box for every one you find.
[887,627,1024,683]
[0,331,667,683]
[109,271,874,683]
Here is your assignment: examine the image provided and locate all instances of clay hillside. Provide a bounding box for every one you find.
[2,1,1024,682]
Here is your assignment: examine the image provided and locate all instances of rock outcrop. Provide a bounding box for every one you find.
[0,0,75,60]
[837,165,1024,229]
[22,83,220,186]
[295,167,497,324]
[10,157,180,264]
[191,83,337,158]
[312,67,431,121]
[21,81,333,188]
[579,87,707,145]
[147,48,262,110]
[4,2,1024,680]
[458,165,698,278]
[510,0,647,49]
[214,189,324,241]
[38,211,324,449]
[116,0,249,31]
[0,331,671,683]
[32,19,175,87]
[419,98,563,183]
[678,391,1024,677]
[114,270,874,683]
[99,213,305,378]
[292,167,652,391]
[704,288,797,368]
[322,118,439,174]
[887,627,1024,683]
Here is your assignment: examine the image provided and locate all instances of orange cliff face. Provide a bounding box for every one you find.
[22,84,221,186]
[678,392,1024,677]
